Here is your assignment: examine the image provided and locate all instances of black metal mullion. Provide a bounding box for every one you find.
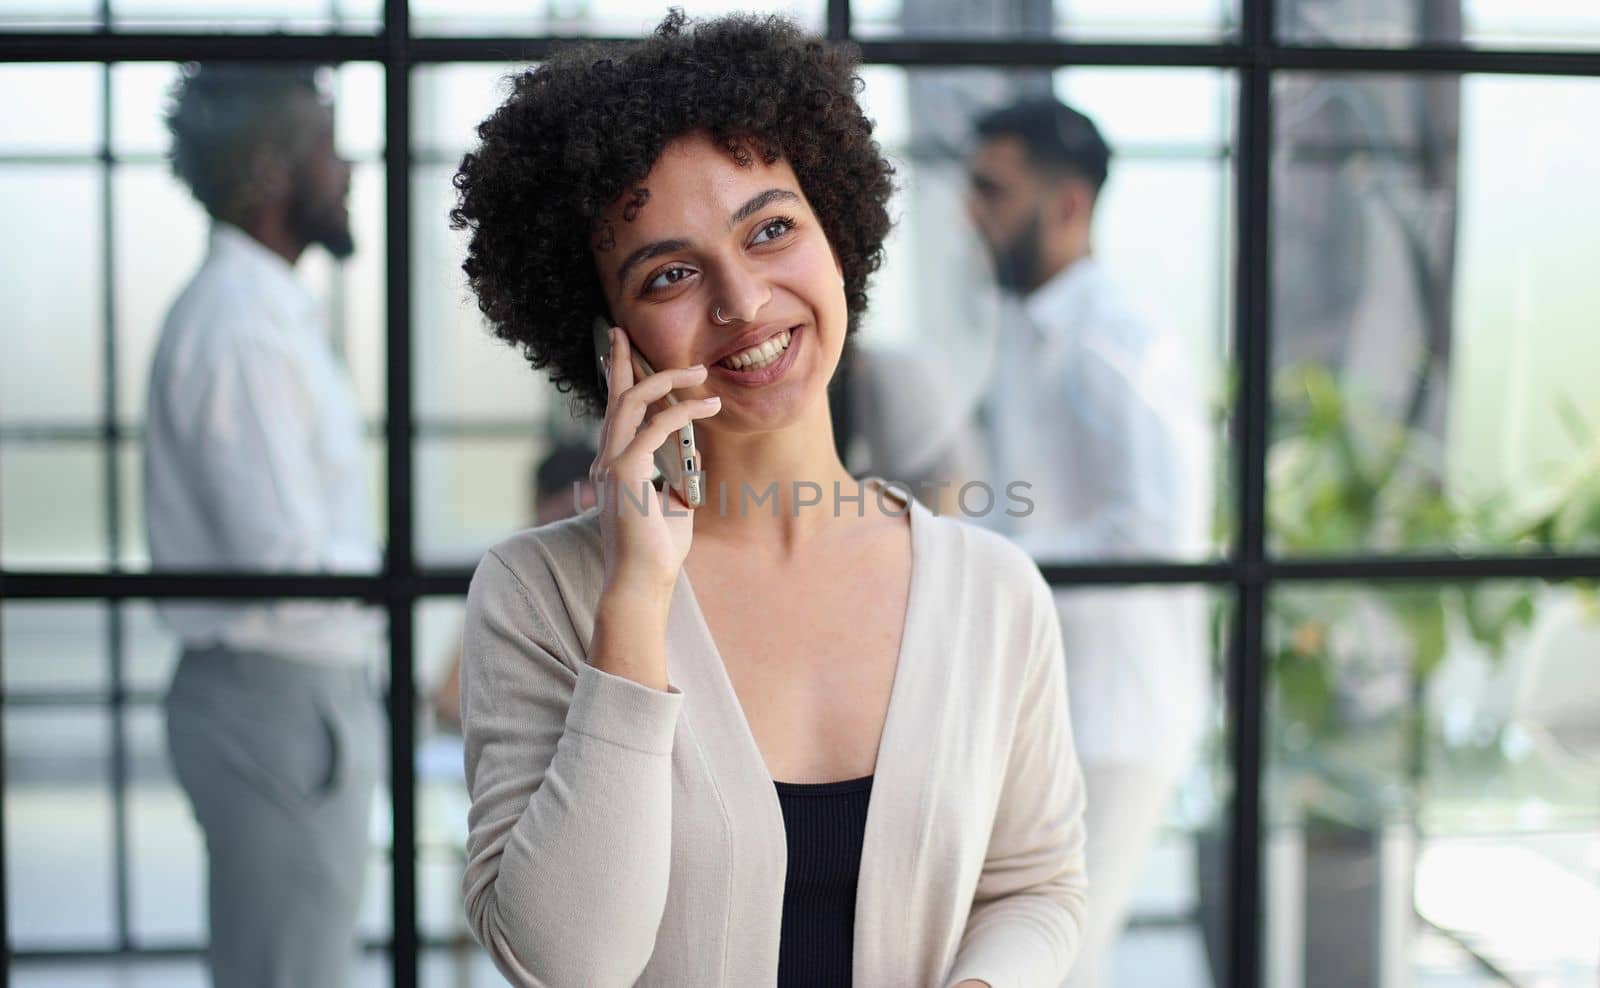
[3,690,167,708]
[14,938,400,963]
[5,33,1597,75]
[382,1,417,985]
[1272,555,1600,581]
[0,32,386,62]
[858,38,1245,67]
[0,424,125,442]
[383,36,1600,74]
[1266,43,1600,75]
[3,573,389,600]
[398,35,1250,66]
[0,150,384,167]
[1228,0,1272,986]
[97,57,136,958]
[15,549,1600,601]
[14,929,514,962]
[1035,562,1234,585]
[826,0,850,41]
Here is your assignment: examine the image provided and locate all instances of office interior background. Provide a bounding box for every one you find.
[1,0,1598,985]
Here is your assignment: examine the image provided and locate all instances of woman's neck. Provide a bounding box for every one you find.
[689,402,863,555]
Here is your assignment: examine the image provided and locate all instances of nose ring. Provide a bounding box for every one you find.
[712,306,732,325]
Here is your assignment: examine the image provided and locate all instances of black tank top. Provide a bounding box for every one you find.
[773,773,874,987]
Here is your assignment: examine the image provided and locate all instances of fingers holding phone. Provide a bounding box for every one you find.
[596,319,706,510]
[590,322,720,594]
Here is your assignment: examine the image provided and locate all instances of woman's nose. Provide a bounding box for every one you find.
[710,258,773,323]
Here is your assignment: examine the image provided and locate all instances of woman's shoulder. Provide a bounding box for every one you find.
[470,509,606,612]
[912,507,1060,694]
[920,503,1048,585]
[462,510,609,678]
[914,504,1056,623]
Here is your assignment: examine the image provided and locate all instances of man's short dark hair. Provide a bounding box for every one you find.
[974,98,1112,194]
[165,63,326,221]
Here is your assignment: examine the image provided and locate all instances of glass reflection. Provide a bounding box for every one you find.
[4,708,118,948]
[1270,73,1600,557]
[1053,585,1231,988]
[1267,580,1600,986]
[834,74,1230,985]
[415,442,597,976]
[411,63,579,566]
[408,0,823,37]
[1279,0,1600,50]
[2,597,393,980]
[142,64,385,988]
[0,60,385,570]
[844,67,1230,559]
[0,0,382,33]
[854,0,1234,42]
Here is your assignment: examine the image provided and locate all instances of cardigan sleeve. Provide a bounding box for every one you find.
[944,573,1089,987]
[460,548,685,987]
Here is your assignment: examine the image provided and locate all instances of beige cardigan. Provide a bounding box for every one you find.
[460,485,1088,987]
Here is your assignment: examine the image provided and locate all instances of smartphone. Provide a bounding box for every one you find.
[593,317,705,509]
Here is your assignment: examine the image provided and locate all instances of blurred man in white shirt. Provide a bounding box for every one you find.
[966,98,1215,988]
[144,63,380,988]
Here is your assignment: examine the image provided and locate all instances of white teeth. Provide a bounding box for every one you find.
[718,329,792,370]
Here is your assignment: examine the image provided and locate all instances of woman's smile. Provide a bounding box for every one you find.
[708,324,802,386]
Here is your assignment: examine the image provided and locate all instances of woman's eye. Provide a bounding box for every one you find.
[645,266,694,292]
[752,217,793,245]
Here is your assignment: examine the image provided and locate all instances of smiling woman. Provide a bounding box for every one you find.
[447,10,1088,988]
[450,9,893,422]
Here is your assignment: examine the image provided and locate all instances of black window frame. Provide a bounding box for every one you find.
[3,1,1600,986]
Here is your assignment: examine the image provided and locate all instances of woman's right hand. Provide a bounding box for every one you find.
[590,326,721,602]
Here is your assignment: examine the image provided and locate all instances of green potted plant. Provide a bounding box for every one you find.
[1258,363,1600,985]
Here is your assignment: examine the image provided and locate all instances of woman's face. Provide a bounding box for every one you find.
[591,131,847,432]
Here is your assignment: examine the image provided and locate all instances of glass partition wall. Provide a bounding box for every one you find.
[2,1,1597,986]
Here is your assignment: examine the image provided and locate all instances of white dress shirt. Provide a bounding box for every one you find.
[143,223,380,666]
[978,256,1214,764]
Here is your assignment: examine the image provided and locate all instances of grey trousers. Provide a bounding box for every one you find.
[165,646,383,988]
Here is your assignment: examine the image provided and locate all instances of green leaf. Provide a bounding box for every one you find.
[1393,589,1448,679]
[1555,393,1596,448]
[1553,473,1600,546]
[1458,584,1535,656]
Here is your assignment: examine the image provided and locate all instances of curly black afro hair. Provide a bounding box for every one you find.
[449,8,897,418]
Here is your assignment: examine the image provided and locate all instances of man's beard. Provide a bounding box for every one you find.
[317,223,356,260]
[989,208,1045,295]
[289,190,355,260]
